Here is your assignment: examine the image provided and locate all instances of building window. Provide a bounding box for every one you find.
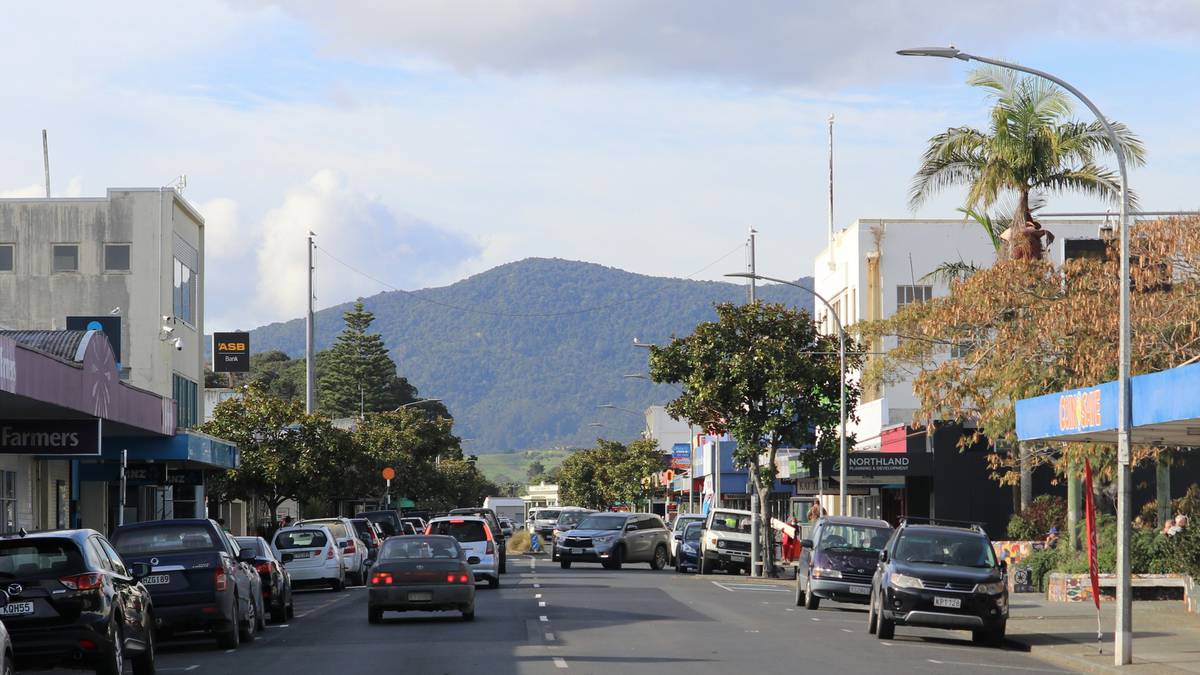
[173,258,195,325]
[52,244,79,272]
[0,244,12,272]
[173,374,198,429]
[896,285,932,309]
[104,244,131,272]
[0,471,16,533]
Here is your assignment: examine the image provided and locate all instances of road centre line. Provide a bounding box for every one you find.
[540,615,549,622]
[545,632,555,641]
[553,657,569,668]
[539,601,546,607]
[535,593,542,598]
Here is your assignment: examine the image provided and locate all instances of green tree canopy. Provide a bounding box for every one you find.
[558,438,663,510]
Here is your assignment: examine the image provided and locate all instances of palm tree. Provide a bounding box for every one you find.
[909,66,1146,258]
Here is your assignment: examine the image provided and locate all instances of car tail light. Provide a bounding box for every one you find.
[344,542,356,555]
[371,572,393,585]
[459,574,469,584]
[450,519,465,524]
[326,547,335,560]
[60,573,104,591]
[255,562,272,574]
[215,569,228,592]
[446,573,469,584]
[446,574,456,583]
[485,541,495,555]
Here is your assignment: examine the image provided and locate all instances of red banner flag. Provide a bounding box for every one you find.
[1083,459,1101,610]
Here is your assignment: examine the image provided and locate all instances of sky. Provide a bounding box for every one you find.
[1,1,1198,331]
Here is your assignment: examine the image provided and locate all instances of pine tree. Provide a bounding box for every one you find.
[320,301,407,417]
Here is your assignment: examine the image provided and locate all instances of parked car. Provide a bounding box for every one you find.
[110,518,260,649]
[669,513,706,565]
[447,508,507,573]
[0,529,156,674]
[426,516,499,588]
[530,508,561,543]
[558,512,670,570]
[236,536,294,623]
[367,535,476,623]
[359,510,404,538]
[674,522,705,573]
[350,518,384,562]
[550,508,594,561]
[497,518,515,537]
[298,517,368,585]
[868,520,1009,646]
[272,526,345,591]
[401,517,427,534]
[698,508,753,575]
[794,516,892,609]
[401,522,418,535]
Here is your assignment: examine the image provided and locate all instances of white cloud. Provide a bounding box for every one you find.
[197,197,243,261]
[1,176,83,198]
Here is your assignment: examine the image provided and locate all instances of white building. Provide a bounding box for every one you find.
[644,405,693,454]
[811,217,1107,526]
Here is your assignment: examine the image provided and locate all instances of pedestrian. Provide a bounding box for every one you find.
[1166,514,1187,536]
[280,515,293,529]
[1176,513,1189,530]
[1164,517,1179,536]
[1044,527,1059,549]
[807,500,824,523]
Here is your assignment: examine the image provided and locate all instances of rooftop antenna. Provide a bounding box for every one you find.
[41,130,51,198]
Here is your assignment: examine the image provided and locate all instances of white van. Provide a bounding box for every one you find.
[482,497,526,528]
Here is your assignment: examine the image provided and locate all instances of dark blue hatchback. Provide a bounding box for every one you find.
[794,516,892,609]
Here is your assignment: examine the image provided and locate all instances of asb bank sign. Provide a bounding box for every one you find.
[0,420,101,456]
[212,332,250,373]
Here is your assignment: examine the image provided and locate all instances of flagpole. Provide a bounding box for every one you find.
[1084,459,1103,654]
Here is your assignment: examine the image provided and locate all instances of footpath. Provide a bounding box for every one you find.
[1007,596,1200,673]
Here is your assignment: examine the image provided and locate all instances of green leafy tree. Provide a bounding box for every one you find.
[559,438,665,510]
[347,408,463,507]
[423,459,499,512]
[558,447,608,509]
[527,460,547,482]
[649,302,860,577]
[910,67,1144,258]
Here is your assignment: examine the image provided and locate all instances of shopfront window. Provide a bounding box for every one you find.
[0,472,16,533]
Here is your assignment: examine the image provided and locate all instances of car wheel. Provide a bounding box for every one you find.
[332,576,345,592]
[286,592,295,619]
[875,592,894,640]
[804,575,820,610]
[216,600,241,649]
[560,558,572,569]
[650,545,668,571]
[675,560,683,574]
[131,619,155,675]
[867,590,878,634]
[255,596,267,631]
[606,546,623,570]
[974,621,1006,647]
[462,605,475,621]
[239,595,257,643]
[489,575,500,589]
[368,607,383,624]
[2,650,12,675]
[499,550,507,574]
[98,616,124,675]
[794,576,806,607]
[271,593,288,623]
[699,556,711,575]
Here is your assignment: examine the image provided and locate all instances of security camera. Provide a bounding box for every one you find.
[172,337,183,351]
[160,325,175,335]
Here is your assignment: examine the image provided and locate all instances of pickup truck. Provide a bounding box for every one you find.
[698,508,754,575]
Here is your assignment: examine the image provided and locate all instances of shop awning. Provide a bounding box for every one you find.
[101,430,239,470]
[1016,362,1200,445]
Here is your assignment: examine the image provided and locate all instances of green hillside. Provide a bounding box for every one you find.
[249,258,813,453]
[473,448,574,486]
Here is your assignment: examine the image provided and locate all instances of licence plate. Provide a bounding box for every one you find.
[0,602,33,617]
[849,585,871,595]
[729,555,746,563]
[407,592,432,602]
[933,596,962,609]
[571,548,583,555]
[142,575,170,586]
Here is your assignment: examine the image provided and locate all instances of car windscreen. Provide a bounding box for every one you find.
[709,513,752,534]
[674,516,704,531]
[302,520,347,540]
[556,511,590,528]
[275,530,328,550]
[0,540,86,579]
[235,537,266,556]
[427,520,488,543]
[538,509,561,520]
[893,531,997,568]
[112,524,219,556]
[817,524,892,552]
[683,523,704,541]
[576,515,626,531]
[351,521,374,539]
[380,537,461,560]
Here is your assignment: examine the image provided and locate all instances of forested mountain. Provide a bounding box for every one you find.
[248,258,813,453]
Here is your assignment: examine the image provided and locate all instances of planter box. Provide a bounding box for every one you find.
[1046,572,1196,610]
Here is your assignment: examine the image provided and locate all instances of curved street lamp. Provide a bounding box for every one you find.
[898,45,1133,665]
[725,272,847,516]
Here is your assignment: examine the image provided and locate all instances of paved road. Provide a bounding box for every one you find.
[58,556,1078,674]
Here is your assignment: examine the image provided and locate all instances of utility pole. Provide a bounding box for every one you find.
[42,130,51,198]
[747,227,757,303]
[305,233,316,413]
[827,115,834,245]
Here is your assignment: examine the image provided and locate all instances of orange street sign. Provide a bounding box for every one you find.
[381,467,396,481]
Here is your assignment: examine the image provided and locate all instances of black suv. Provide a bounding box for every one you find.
[0,529,157,674]
[447,508,507,573]
[868,520,1008,646]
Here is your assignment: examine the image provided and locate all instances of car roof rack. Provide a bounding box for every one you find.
[898,516,986,533]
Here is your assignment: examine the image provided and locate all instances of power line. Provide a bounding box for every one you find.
[312,241,749,319]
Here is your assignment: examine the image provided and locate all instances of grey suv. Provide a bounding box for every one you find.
[558,513,670,570]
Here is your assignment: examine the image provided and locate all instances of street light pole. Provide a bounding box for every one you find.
[725,273,847,516]
[898,46,1132,665]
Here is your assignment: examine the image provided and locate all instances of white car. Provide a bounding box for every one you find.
[272,525,346,591]
[669,514,706,564]
[298,517,368,585]
[426,516,500,588]
[0,614,11,675]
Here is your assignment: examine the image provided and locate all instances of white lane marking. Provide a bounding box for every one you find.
[186,667,199,672]
[841,628,854,633]
[711,581,737,592]
[225,649,235,654]
[785,608,795,612]
[535,593,542,598]
[539,601,546,607]
[553,657,568,669]
[928,659,1070,673]
[810,617,821,621]
[881,642,893,647]
[545,632,556,641]
[534,583,541,588]
[721,583,790,593]
[540,615,549,622]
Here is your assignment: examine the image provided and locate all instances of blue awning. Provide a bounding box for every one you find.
[1016,362,1200,445]
[97,430,240,470]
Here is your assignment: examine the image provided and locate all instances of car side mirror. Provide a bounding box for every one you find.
[468,556,481,565]
[129,562,152,580]
[878,550,889,563]
[999,560,1008,572]
[364,559,374,568]
[673,533,682,541]
[800,539,813,549]
[237,548,255,563]
[281,553,295,564]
